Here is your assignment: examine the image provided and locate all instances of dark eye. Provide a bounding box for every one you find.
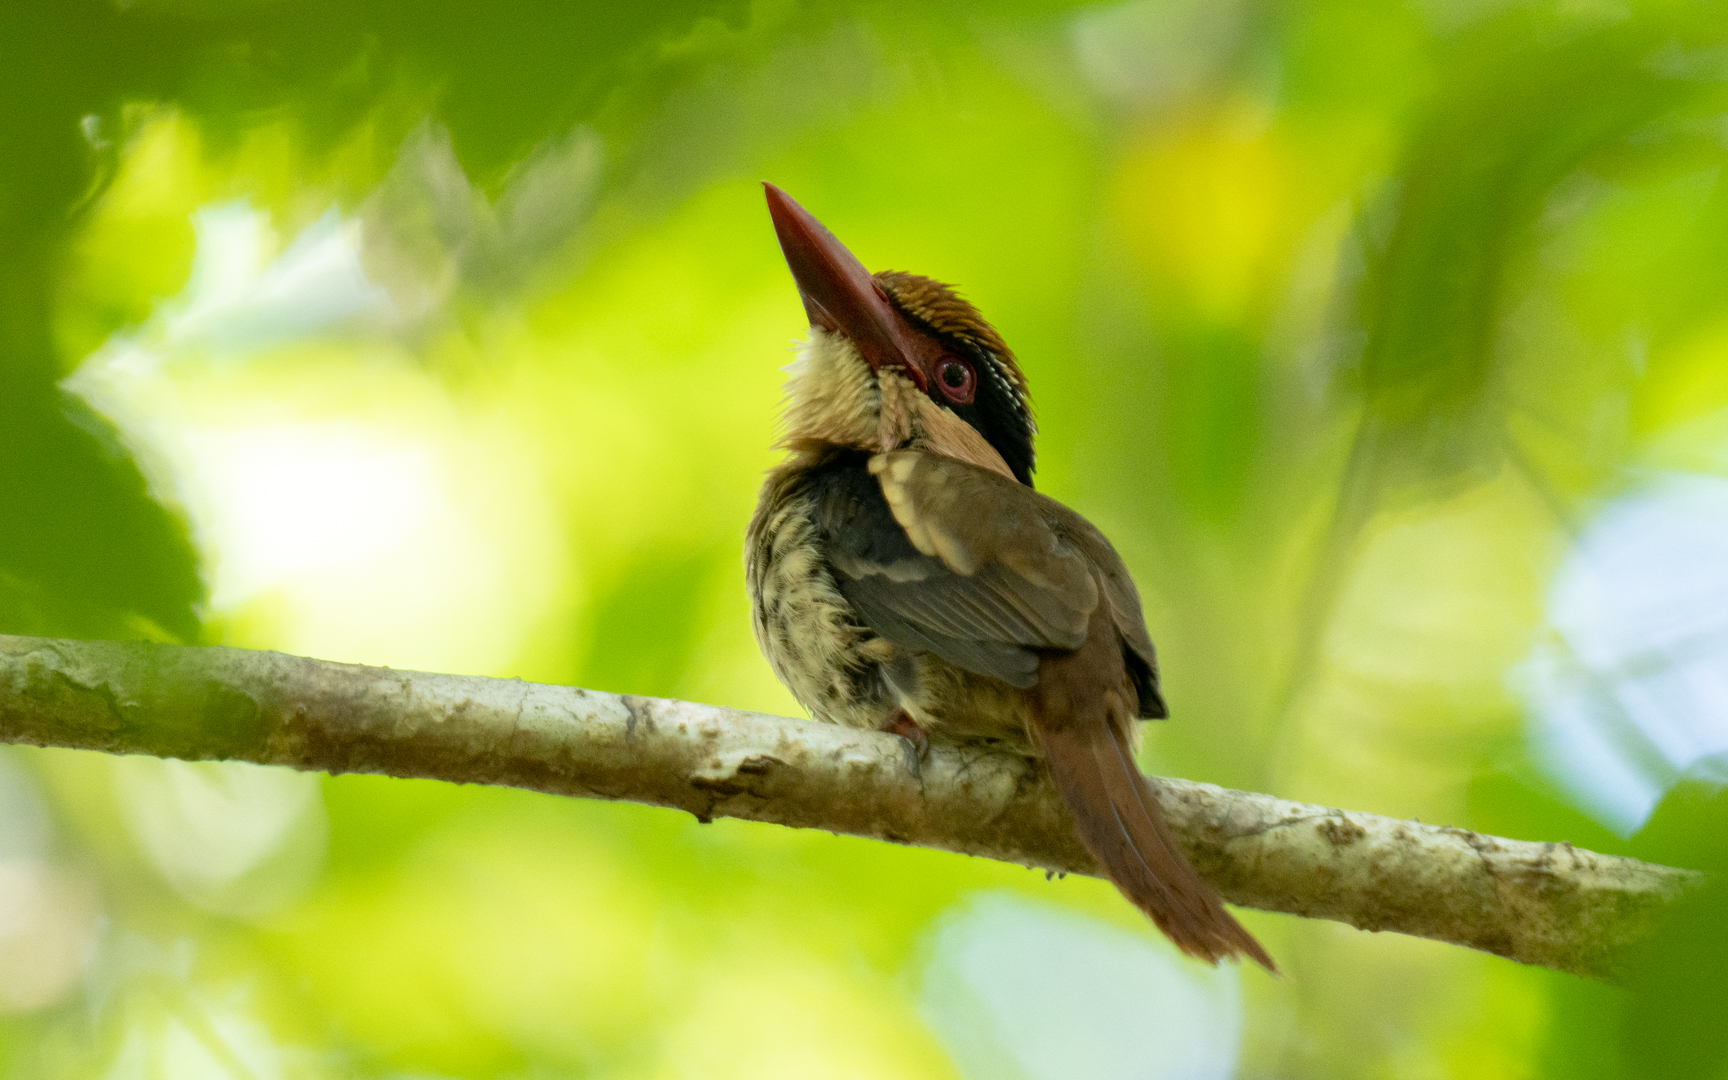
[937,359,974,402]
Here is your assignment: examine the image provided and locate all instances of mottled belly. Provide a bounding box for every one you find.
[747,477,1038,753]
[748,489,894,730]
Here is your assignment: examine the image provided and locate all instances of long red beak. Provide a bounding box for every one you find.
[764,183,928,390]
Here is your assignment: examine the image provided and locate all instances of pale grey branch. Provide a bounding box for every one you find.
[0,634,1697,979]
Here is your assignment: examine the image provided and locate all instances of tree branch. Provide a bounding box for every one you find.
[0,634,1697,978]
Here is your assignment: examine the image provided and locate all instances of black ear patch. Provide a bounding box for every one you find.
[944,344,1036,487]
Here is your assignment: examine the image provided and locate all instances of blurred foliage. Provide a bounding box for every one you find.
[4,0,1728,1077]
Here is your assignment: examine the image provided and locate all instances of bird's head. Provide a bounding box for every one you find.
[764,183,1036,486]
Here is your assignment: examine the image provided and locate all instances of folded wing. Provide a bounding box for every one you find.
[812,449,1163,715]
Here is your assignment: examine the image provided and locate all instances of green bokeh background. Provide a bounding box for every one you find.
[3,0,1728,1076]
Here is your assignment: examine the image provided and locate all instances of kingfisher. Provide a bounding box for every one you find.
[745,183,1273,968]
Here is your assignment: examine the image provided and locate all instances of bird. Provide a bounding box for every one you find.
[745,183,1274,970]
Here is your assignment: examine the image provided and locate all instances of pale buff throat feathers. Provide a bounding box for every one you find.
[777,329,1015,479]
[776,329,880,451]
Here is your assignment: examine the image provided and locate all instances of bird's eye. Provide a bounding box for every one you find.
[937,359,974,402]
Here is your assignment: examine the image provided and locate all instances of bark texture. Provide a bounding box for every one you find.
[0,634,1697,979]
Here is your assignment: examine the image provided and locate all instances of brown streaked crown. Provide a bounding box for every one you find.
[874,273,1028,400]
[875,271,1038,486]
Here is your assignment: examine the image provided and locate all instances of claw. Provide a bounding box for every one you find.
[881,708,929,775]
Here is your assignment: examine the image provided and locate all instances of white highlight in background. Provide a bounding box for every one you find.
[919,893,1241,1080]
[63,199,567,674]
[1519,472,1728,835]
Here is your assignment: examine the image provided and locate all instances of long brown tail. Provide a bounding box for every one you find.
[1029,611,1276,970]
[1036,716,1276,970]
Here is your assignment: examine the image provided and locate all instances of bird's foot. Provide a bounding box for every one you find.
[881,708,930,775]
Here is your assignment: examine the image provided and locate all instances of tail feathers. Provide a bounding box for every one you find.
[1039,717,1276,972]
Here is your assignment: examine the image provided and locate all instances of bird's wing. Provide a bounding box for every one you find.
[812,449,1158,708]
[1042,492,1166,717]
